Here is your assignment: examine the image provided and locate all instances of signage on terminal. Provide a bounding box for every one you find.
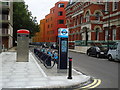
[58,28,68,38]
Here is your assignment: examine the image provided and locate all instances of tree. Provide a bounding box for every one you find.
[13,1,39,45]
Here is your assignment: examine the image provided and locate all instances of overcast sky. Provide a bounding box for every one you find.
[24,0,69,24]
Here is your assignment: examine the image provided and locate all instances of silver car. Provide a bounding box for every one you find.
[107,42,120,61]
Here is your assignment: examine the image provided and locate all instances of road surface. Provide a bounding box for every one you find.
[69,51,119,88]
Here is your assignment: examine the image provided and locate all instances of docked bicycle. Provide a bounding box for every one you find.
[33,48,58,69]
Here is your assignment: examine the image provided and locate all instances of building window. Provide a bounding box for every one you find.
[74,19,76,26]
[58,11,63,16]
[95,28,99,40]
[77,18,79,25]
[112,29,116,40]
[51,24,53,27]
[58,3,64,8]
[81,33,84,40]
[2,15,8,20]
[75,18,77,25]
[48,25,50,28]
[79,17,81,24]
[97,0,101,3]
[105,2,109,14]
[2,29,8,35]
[66,20,70,27]
[73,35,75,40]
[113,2,118,11]
[95,12,100,21]
[2,2,9,6]
[58,20,64,24]
[51,9,54,13]
[85,12,90,22]
[80,17,82,24]
[105,30,108,41]
[76,34,79,40]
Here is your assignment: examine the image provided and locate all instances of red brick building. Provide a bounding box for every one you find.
[66,1,120,46]
[44,1,68,42]
[103,2,120,41]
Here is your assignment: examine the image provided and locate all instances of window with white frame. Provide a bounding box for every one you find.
[112,29,116,40]
[81,33,84,40]
[66,20,70,27]
[95,12,100,21]
[2,2,9,6]
[80,16,82,24]
[105,2,109,14]
[75,18,77,25]
[88,32,91,40]
[2,29,8,35]
[85,12,90,22]
[95,28,99,40]
[74,19,76,26]
[105,30,108,41]
[77,18,79,25]
[113,2,118,11]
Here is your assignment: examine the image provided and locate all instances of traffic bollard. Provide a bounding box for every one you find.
[67,57,72,79]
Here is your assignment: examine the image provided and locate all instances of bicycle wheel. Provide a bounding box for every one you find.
[44,57,56,69]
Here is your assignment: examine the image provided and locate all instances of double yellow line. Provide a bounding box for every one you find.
[81,79,101,89]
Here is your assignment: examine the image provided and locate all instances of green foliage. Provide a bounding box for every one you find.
[13,1,39,40]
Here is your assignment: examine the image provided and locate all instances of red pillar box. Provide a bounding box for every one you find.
[17,29,30,62]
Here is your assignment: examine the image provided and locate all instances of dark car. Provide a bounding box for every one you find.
[87,46,108,58]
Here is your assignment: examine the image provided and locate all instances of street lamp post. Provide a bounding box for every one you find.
[108,11,110,49]
[85,29,88,46]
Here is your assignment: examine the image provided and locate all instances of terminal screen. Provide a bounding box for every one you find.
[61,40,67,52]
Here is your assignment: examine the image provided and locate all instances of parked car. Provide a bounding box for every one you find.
[107,42,120,61]
[87,46,108,58]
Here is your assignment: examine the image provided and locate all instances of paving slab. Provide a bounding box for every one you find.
[1,52,91,89]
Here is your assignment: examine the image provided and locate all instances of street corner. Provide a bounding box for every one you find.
[35,75,93,89]
[51,75,102,89]
[73,77,102,90]
[71,69,102,89]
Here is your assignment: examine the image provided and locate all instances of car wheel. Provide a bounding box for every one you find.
[96,53,100,58]
[108,55,113,61]
[87,52,90,56]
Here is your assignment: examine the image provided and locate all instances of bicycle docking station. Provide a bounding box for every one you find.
[34,48,53,69]
[17,29,29,62]
[32,28,72,78]
[57,28,68,73]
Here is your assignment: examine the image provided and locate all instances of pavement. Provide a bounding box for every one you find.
[0,49,91,89]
